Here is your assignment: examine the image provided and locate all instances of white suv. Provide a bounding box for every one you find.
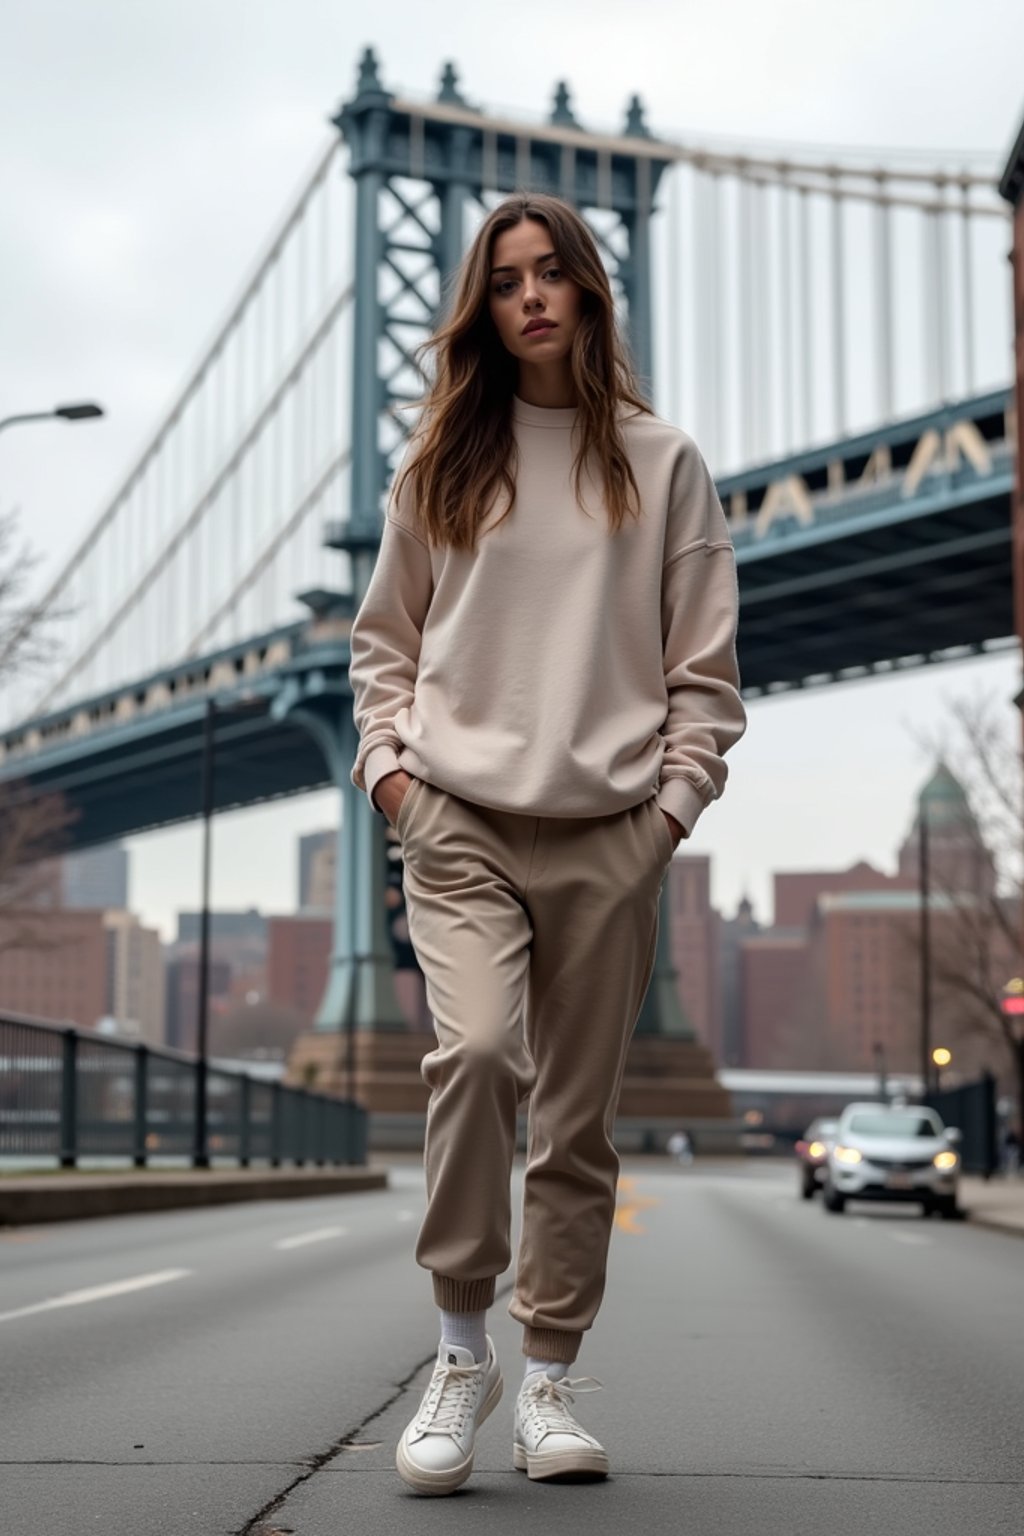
[823,1102,962,1219]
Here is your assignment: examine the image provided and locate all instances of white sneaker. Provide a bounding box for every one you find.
[396,1335,503,1495]
[512,1370,609,1481]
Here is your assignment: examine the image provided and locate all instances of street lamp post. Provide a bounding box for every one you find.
[932,1046,952,1092]
[194,697,216,1170]
[193,692,261,1170]
[0,402,104,436]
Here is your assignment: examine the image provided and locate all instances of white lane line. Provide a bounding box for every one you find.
[274,1226,347,1250]
[0,1269,191,1326]
[888,1230,932,1245]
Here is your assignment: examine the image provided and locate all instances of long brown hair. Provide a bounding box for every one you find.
[391,192,653,553]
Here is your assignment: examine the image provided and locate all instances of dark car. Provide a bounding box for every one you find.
[794,1117,840,1199]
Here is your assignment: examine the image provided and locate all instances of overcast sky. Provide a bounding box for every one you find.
[2,0,1023,942]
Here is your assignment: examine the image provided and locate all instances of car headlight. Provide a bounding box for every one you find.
[933,1151,959,1170]
[834,1145,863,1165]
[807,1141,825,1158]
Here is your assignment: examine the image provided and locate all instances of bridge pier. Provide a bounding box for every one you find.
[271,673,413,1099]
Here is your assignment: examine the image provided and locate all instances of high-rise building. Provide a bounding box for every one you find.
[896,761,996,899]
[164,910,267,1052]
[103,910,166,1046]
[164,951,233,1053]
[62,844,129,910]
[175,909,266,950]
[298,831,336,912]
[718,894,761,1066]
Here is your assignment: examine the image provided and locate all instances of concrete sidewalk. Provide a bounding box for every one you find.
[0,1165,388,1225]
[958,1172,1024,1237]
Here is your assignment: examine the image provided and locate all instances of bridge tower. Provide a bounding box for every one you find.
[283,48,730,1125]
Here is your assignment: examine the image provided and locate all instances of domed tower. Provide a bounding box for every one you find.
[897,761,996,899]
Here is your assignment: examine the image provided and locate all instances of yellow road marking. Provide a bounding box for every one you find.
[614,1177,660,1234]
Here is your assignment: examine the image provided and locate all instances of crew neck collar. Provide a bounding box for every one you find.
[511,393,579,428]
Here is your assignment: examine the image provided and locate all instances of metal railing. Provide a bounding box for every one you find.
[924,1071,999,1178]
[0,1013,365,1169]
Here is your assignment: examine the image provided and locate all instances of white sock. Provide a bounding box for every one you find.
[525,1356,568,1381]
[439,1308,488,1363]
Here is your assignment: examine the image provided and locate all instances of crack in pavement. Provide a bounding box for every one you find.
[235,1278,516,1536]
[0,1460,309,1467]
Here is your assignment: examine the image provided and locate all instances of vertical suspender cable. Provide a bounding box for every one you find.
[959,176,975,395]
[923,201,938,405]
[752,180,766,460]
[738,171,752,463]
[934,177,949,402]
[780,175,793,455]
[709,168,724,463]
[830,169,846,438]
[799,186,813,444]
[667,162,683,428]
[691,164,705,446]
[233,305,246,647]
[874,172,894,422]
[694,168,709,452]
[711,170,725,467]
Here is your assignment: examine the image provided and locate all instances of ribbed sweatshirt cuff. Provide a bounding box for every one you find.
[521,1325,583,1365]
[656,775,711,838]
[363,744,404,813]
[431,1273,497,1312]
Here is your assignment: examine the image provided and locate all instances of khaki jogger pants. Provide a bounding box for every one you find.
[393,773,675,1365]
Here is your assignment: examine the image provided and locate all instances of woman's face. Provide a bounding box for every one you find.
[487,218,583,371]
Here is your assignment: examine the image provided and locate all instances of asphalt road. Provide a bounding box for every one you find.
[2,1156,1021,1535]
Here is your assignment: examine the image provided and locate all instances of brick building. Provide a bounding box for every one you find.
[738,762,1010,1077]
[663,855,723,1057]
[0,909,107,1028]
[267,914,333,1019]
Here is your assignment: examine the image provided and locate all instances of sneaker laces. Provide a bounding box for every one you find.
[520,1374,603,1437]
[417,1360,485,1437]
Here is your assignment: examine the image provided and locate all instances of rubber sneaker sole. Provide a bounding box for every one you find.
[512,1440,609,1481]
[396,1373,503,1495]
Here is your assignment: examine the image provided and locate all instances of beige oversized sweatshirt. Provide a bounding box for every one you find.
[349,393,746,838]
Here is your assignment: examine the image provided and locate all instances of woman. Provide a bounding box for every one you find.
[348,190,747,1496]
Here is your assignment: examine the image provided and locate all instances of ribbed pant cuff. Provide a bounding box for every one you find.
[522,1325,583,1365]
[432,1273,497,1312]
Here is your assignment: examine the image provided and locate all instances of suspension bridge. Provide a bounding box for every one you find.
[0,46,1015,1048]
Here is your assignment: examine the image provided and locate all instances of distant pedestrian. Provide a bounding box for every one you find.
[1003,1125,1021,1177]
[349,191,746,1496]
[667,1130,693,1166]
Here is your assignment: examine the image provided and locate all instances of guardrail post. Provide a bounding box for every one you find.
[60,1027,78,1169]
[270,1081,282,1168]
[296,1089,308,1166]
[133,1046,148,1167]
[315,1095,326,1167]
[239,1074,251,1168]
